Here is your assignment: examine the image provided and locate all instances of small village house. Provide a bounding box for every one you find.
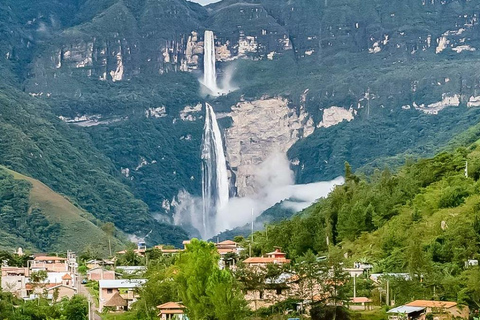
[243,247,290,267]
[46,283,77,301]
[154,245,182,255]
[1,267,29,297]
[103,292,128,312]
[30,256,69,272]
[87,267,115,281]
[405,300,469,319]
[387,305,426,320]
[349,297,373,311]
[99,279,146,312]
[157,302,186,320]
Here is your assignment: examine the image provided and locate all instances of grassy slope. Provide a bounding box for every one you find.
[3,166,122,254]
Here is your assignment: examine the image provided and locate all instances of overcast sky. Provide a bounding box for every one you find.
[191,0,221,5]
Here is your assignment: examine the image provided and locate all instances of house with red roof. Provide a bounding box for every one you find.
[157,302,186,320]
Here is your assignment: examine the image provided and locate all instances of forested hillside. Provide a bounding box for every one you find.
[251,138,480,307]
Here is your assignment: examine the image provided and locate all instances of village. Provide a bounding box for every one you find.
[0,239,471,320]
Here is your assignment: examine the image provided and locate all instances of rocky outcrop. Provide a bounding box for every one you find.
[318,107,355,128]
[224,97,315,196]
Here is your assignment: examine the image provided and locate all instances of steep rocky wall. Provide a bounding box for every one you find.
[224,97,315,196]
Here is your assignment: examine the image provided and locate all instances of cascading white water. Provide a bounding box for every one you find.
[203,30,218,94]
[201,103,229,237]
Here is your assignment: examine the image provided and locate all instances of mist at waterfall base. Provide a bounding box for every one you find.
[173,153,344,239]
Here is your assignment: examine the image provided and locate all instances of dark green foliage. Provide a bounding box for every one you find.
[0,293,88,320]
[0,167,60,251]
[311,306,351,320]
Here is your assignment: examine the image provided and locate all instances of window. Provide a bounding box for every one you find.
[107,289,113,294]
[276,288,282,295]
[259,291,264,299]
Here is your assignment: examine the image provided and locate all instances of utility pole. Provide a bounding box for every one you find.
[249,208,254,257]
[386,280,390,306]
[88,299,91,320]
[353,274,356,298]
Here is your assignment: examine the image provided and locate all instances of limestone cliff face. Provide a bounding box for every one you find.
[224,97,315,196]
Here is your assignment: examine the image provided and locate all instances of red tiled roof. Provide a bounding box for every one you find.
[217,240,237,246]
[26,283,60,290]
[406,300,457,309]
[351,297,372,303]
[157,302,185,310]
[243,257,290,264]
[62,273,72,280]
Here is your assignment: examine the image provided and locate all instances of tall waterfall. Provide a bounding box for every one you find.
[203,30,218,94]
[201,103,229,237]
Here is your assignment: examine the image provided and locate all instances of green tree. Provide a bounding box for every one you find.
[207,269,248,320]
[176,239,247,320]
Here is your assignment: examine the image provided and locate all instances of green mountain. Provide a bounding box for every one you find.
[2,0,480,246]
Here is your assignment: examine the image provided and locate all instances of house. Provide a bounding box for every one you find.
[354,262,374,271]
[154,245,182,254]
[46,284,77,301]
[116,242,147,257]
[104,292,128,312]
[87,267,115,281]
[30,256,68,272]
[387,305,426,320]
[215,240,241,256]
[115,266,146,276]
[1,267,29,297]
[43,272,75,287]
[406,300,469,319]
[99,279,146,312]
[86,260,104,269]
[243,248,290,267]
[343,268,364,278]
[25,272,76,300]
[157,302,186,320]
[370,273,411,283]
[350,297,373,311]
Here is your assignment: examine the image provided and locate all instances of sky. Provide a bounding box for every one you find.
[190,0,221,5]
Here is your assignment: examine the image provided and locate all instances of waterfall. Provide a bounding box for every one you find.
[201,103,229,237]
[203,30,218,94]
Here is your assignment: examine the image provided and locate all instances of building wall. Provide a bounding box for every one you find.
[88,270,115,281]
[1,275,26,297]
[32,262,68,272]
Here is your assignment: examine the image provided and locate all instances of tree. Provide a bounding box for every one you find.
[30,270,48,294]
[175,239,221,320]
[295,250,323,302]
[175,239,247,320]
[62,295,88,320]
[101,222,116,257]
[207,269,248,320]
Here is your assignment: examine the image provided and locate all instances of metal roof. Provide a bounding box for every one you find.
[387,306,425,314]
[99,279,146,289]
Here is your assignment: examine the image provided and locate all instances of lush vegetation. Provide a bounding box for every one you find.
[0,292,88,320]
[108,239,247,320]
[248,142,480,309]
